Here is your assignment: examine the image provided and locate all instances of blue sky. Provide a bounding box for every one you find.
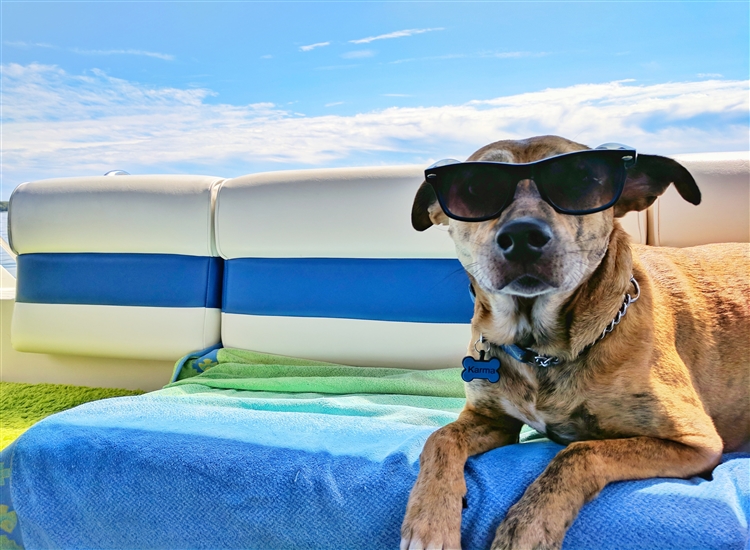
[1,1,748,198]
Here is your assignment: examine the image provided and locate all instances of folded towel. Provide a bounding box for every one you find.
[169,347,467,398]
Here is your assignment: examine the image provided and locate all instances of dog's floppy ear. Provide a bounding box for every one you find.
[614,154,701,218]
[411,180,449,231]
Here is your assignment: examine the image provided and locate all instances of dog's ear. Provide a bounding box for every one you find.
[411,180,449,231]
[614,154,701,217]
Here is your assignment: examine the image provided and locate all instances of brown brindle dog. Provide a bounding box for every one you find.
[400,135,750,550]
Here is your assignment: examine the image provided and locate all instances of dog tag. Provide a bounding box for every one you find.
[461,350,500,383]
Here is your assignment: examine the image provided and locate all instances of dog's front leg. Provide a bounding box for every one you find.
[492,435,723,550]
[401,408,522,550]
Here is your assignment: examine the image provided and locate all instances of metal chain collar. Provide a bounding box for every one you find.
[593,276,640,344]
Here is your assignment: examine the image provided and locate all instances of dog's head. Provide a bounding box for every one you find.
[412,135,700,304]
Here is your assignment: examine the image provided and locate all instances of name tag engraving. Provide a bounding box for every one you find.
[461,356,500,383]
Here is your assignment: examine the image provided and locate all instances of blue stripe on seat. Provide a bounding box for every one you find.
[16,253,223,308]
[223,258,474,323]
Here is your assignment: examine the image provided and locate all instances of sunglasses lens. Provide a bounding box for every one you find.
[537,154,626,213]
[426,150,632,221]
[432,164,515,220]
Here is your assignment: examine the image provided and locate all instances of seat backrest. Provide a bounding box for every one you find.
[214,166,650,369]
[8,154,730,369]
[9,175,224,360]
[215,166,476,369]
[649,152,750,247]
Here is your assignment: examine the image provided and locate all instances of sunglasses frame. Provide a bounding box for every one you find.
[424,146,637,222]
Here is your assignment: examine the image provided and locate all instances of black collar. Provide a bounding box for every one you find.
[469,276,640,368]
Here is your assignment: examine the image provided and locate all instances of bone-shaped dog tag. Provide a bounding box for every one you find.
[461,354,500,383]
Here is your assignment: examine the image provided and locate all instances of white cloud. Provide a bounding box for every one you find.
[349,28,443,44]
[2,63,748,188]
[70,48,174,61]
[325,101,344,107]
[341,50,375,59]
[4,40,57,49]
[315,64,359,71]
[299,42,330,52]
[482,51,548,59]
[4,41,173,59]
[697,73,723,78]
[389,51,545,64]
[390,54,465,65]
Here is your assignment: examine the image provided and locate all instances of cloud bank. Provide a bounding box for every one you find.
[2,64,748,188]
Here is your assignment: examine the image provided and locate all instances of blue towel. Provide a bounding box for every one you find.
[3,368,749,549]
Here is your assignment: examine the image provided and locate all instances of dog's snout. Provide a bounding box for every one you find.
[496,218,553,263]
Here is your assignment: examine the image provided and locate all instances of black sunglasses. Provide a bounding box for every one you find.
[424,144,637,221]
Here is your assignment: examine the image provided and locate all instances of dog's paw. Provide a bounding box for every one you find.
[400,489,462,550]
[399,535,460,550]
[400,529,461,550]
[490,503,566,550]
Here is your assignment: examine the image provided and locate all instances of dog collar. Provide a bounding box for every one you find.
[469,276,640,368]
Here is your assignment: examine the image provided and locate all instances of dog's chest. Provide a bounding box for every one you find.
[468,361,602,445]
[498,395,550,435]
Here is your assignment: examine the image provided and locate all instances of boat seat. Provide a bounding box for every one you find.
[9,175,224,360]
[214,166,646,369]
[215,166,474,369]
[650,152,750,247]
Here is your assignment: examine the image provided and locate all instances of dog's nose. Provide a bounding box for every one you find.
[496,218,553,263]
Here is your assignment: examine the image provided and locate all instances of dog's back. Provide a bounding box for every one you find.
[633,241,750,451]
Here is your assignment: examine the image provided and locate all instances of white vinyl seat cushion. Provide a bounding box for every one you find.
[216,166,473,369]
[9,175,224,361]
[651,152,750,247]
[214,166,648,369]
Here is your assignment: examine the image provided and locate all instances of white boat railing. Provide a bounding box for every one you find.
[0,235,17,260]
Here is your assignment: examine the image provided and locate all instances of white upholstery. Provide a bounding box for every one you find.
[216,166,456,259]
[216,166,473,369]
[215,166,647,257]
[222,314,468,369]
[10,174,223,361]
[7,154,745,371]
[651,152,750,247]
[0,265,14,301]
[9,175,223,255]
[215,166,642,368]
[619,211,647,245]
[12,304,220,361]
[215,165,648,368]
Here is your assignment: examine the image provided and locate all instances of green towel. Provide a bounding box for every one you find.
[166,348,466,399]
[163,348,545,439]
[158,348,467,426]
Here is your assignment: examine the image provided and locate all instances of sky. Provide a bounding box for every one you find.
[1,1,748,199]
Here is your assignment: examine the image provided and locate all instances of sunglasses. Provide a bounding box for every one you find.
[424,144,637,221]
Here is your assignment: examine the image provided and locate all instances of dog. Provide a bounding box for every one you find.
[400,135,750,550]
